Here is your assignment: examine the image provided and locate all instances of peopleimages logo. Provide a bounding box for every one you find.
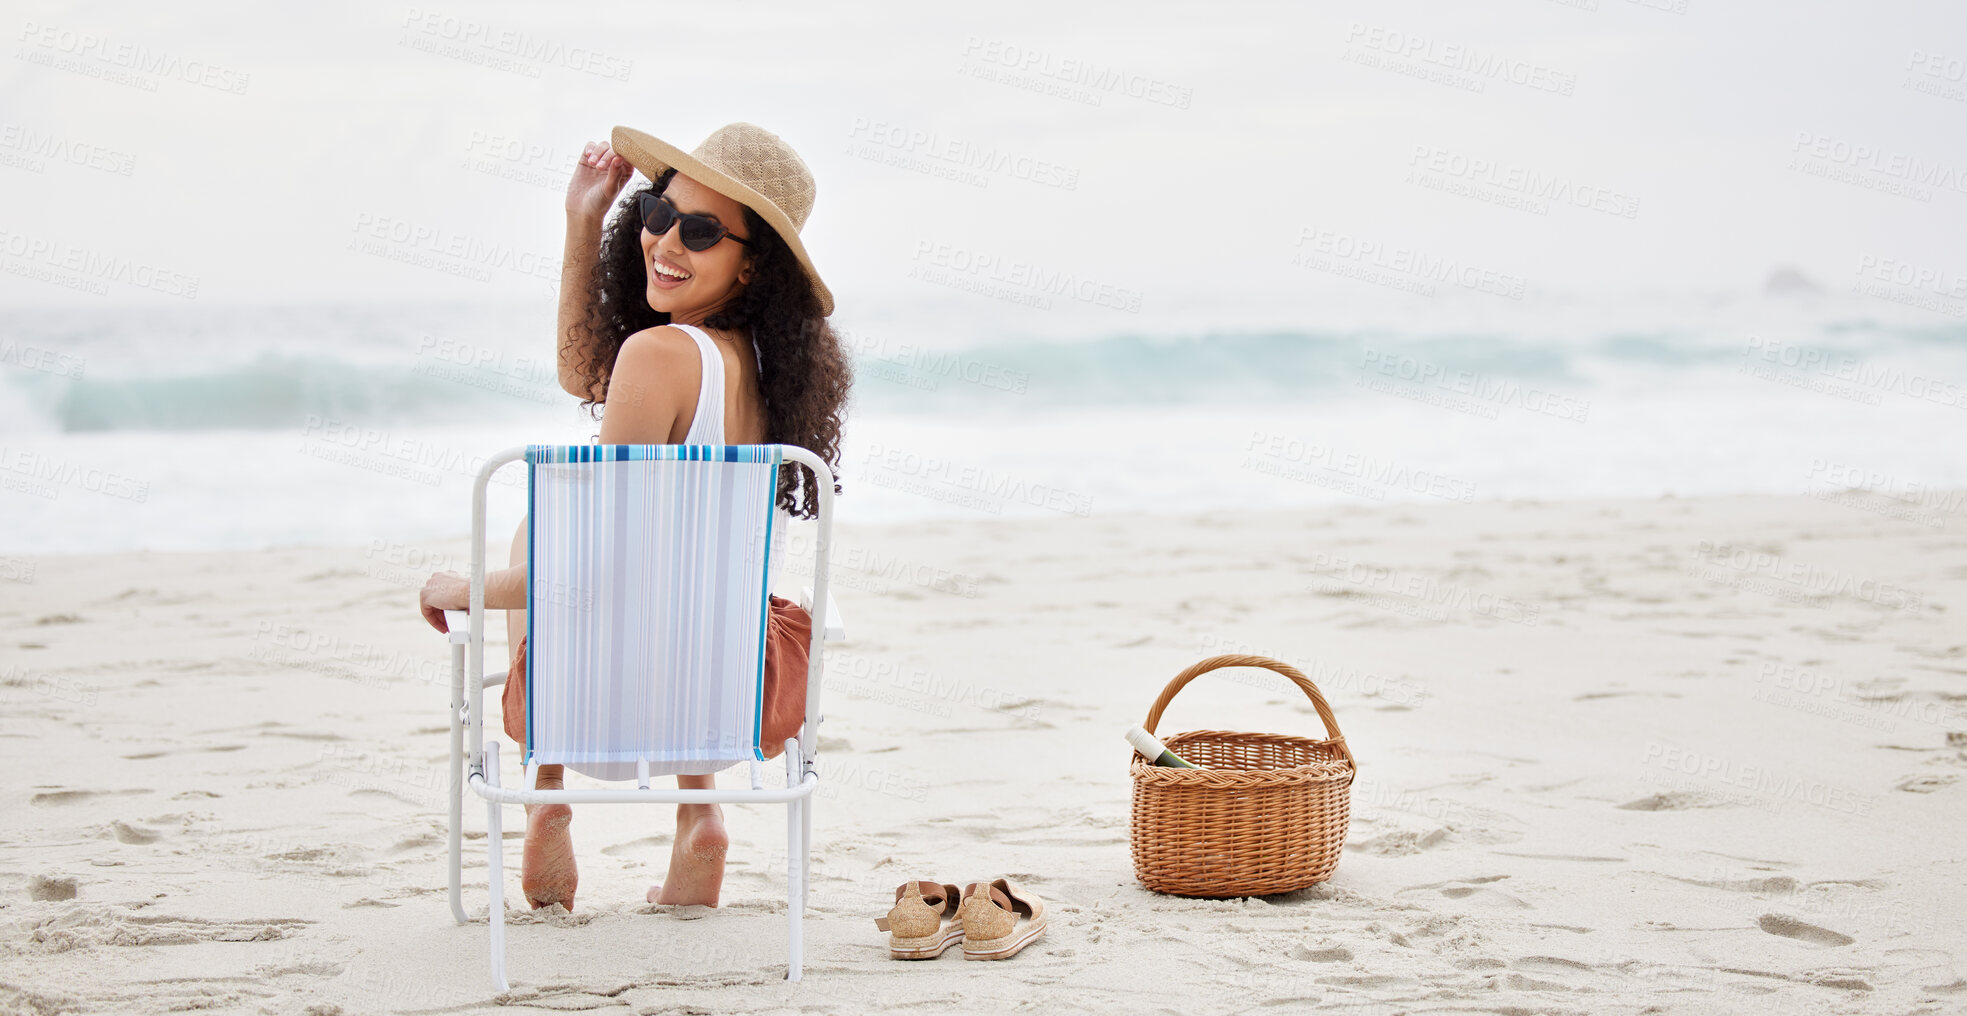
[0,228,199,299]
[348,213,561,284]
[0,340,85,379]
[862,444,1094,518]
[1787,131,1967,201]
[16,20,251,95]
[1638,740,1873,817]
[0,123,138,176]
[908,241,1144,313]
[1293,227,1528,301]
[1407,145,1639,219]
[1740,336,1967,409]
[1357,348,1590,422]
[958,36,1194,109]
[1689,540,1925,611]
[1245,430,1479,504]
[0,446,149,502]
[398,8,634,81]
[1853,252,1967,303]
[846,118,1080,191]
[1342,22,1577,96]
[1903,48,1967,102]
[1305,551,1542,625]
[298,415,524,490]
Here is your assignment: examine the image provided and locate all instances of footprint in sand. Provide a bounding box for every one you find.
[1438,886,1529,908]
[1493,851,1626,863]
[1895,774,1958,793]
[28,875,77,901]
[1513,956,1594,975]
[1346,828,1448,856]
[1757,913,1854,947]
[25,909,312,952]
[1670,874,1800,894]
[1881,946,1959,986]
[388,832,442,854]
[1616,791,1734,811]
[30,789,151,807]
[600,835,669,857]
[121,745,246,760]
[1397,875,1529,907]
[108,821,160,844]
[263,846,362,864]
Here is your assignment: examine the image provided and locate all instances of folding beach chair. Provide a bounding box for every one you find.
[441,444,844,990]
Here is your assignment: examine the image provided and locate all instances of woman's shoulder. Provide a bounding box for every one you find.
[617,324,714,364]
[620,322,699,350]
[606,325,701,401]
[619,322,746,358]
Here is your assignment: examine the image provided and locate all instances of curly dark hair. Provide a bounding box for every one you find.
[571,168,851,519]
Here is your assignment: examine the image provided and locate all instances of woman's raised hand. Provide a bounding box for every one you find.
[566,140,633,226]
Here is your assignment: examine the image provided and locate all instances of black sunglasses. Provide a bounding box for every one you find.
[637,192,750,251]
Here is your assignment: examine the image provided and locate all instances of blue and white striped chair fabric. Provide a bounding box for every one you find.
[523,443,782,779]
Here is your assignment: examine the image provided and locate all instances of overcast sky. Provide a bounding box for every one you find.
[3,0,1962,340]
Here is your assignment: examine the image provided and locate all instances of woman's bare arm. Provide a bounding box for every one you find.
[556,218,605,401]
[417,564,527,631]
[558,141,634,400]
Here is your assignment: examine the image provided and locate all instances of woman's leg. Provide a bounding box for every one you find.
[645,774,729,906]
[510,515,577,909]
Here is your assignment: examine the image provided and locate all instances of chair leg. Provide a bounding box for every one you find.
[786,796,803,982]
[801,784,813,895]
[449,642,467,924]
[785,737,803,981]
[486,742,510,992]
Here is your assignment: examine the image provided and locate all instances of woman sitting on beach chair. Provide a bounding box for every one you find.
[417,123,852,912]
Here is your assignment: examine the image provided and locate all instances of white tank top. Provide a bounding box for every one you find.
[672,323,727,444]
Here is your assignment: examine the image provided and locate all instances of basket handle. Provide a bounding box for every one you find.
[1142,654,1356,773]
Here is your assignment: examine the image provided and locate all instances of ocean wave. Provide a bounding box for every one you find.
[3,312,1960,432]
[0,351,572,432]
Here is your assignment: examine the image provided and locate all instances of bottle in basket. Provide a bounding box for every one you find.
[1125,725,1197,768]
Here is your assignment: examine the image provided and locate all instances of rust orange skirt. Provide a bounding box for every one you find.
[501,594,813,762]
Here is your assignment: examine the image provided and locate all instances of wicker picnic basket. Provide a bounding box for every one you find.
[1129,654,1357,897]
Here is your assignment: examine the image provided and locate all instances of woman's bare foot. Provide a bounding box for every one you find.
[646,803,728,907]
[521,766,576,910]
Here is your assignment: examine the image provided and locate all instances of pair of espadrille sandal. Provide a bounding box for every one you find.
[874,877,1048,960]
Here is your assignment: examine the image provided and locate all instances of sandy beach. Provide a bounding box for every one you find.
[3,488,1965,1015]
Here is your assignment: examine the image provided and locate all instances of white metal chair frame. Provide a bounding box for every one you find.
[442,444,838,991]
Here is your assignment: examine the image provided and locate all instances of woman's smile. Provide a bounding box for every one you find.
[648,251,693,289]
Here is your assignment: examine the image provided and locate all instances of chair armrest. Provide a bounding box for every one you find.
[442,610,506,686]
[797,586,846,642]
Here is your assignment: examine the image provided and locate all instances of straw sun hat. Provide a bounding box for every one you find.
[610,122,834,317]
